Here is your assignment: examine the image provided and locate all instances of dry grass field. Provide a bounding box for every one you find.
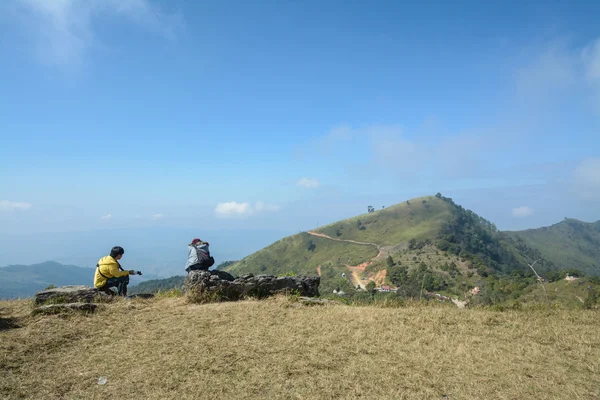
[1,296,599,399]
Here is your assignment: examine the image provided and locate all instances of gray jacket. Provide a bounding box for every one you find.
[185,243,210,269]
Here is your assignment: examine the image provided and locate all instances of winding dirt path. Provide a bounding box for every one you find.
[307,231,389,289]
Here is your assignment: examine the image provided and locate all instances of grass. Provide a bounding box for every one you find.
[315,195,454,246]
[1,296,600,399]
[521,278,596,307]
[226,232,378,277]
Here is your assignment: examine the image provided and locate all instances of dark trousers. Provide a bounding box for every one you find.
[186,263,209,273]
[100,275,130,296]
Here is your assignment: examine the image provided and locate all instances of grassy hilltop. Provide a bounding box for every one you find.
[1,296,600,400]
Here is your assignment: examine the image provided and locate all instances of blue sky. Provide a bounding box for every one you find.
[1,0,599,242]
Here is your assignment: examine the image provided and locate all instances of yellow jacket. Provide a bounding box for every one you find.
[94,256,130,288]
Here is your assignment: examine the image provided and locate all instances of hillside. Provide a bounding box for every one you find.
[226,232,378,293]
[314,195,455,246]
[506,219,600,276]
[1,296,599,399]
[0,261,94,299]
[225,195,525,295]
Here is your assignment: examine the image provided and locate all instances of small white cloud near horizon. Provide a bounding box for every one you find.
[152,213,164,219]
[297,178,320,189]
[0,200,32,211]
[512,206,535,218]
[100,213,113,221]
[215,201,280,218]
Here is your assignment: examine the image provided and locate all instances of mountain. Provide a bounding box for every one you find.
[0,261,95,299]
[505,219,600,276]
[224,195,524,294]
[224,194,599,302]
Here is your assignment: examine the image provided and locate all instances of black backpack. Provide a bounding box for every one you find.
[196,247,215,268]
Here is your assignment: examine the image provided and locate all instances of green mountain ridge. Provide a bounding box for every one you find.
[504,218,600,276]
[223,194,600,303]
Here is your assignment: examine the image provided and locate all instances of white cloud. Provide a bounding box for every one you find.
[215,201,280,218]
[151,213,163,219]
[11,0,181,67]
[100,213,112,220]
[0,200,32,211]
[297,178,320,189]
[514,37,600,112]
[516,41,577,101]
[309,124,490,181]
[512,206,535,218]
[574,158,600,199]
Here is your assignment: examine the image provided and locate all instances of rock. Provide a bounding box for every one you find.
[35,285,110,305]
[211,270,235,281]
[183,270,320,302]
[33,302,100,315]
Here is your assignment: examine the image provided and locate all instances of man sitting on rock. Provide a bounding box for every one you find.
[185,238,214,273]
[94,246,137,296]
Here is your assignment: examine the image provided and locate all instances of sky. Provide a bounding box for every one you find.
[0,0,599,269]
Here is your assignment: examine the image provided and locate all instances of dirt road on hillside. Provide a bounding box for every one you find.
[308,231,393,288]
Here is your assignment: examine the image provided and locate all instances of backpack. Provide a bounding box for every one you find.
[195,246,215,268]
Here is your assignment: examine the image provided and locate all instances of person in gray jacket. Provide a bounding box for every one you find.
[185,238,214,272]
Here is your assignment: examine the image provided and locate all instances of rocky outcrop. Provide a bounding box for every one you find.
[184,270,320,302]
[34,285,110,305]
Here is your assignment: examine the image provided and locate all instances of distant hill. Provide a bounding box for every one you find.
[0,261,94,299]
[129,276,185,294]
[505,219,600,276]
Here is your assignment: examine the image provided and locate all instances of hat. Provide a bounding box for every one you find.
[191,238,201,244]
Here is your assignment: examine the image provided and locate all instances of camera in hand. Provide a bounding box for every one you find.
[136,271,143,276]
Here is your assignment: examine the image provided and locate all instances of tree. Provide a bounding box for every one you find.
[307,240,316,252]
[366,281,376,291]
[367,205,375,213]
[435,193,442,198]
[386,255,394,268]
[408,238,417,250]
[584,286,598,309]
[389,266,408,286]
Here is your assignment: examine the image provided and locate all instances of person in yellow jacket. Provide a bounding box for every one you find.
[94,246,138,296]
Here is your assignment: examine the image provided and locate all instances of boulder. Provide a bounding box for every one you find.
[33,302,99,315]
[34,285,110,305]
[184,270,320,302]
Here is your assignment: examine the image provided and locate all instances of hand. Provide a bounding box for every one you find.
[129,270,135,275]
